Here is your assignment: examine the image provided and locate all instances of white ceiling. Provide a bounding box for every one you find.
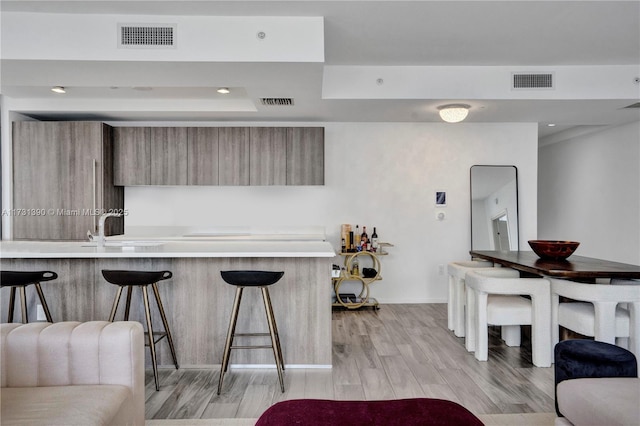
[1,0,639,140]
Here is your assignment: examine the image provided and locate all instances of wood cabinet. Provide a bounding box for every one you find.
[218,128,250,186]
[250,127,287,185]
[150,127,188,185]
[113,127,150,185]
[113,126,324,187]
[12,121,124,240]
[286,127,324,185]
[187,127,219,185]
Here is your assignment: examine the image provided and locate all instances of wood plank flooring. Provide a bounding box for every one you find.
[145,303,555,420]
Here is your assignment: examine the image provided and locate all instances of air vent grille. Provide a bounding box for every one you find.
[512,73,554,89]
[260,98,294,106]
[119,24,176,47]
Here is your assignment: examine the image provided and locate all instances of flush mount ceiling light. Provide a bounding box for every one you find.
[437,104,470,123]
[217,87,230,94]
[51,86,66,94]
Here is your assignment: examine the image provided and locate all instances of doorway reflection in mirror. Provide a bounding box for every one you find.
[470,166,519,251]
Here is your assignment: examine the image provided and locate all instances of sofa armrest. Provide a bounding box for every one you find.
[1,321,145,425]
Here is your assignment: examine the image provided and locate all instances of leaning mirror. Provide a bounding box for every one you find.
[470,165,519,251]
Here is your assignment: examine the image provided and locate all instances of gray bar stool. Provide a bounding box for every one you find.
[1,271,57,323]
[102,269,179,391]
[218,270,285,394]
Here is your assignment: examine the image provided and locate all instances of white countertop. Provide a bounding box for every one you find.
[0,240,337,259]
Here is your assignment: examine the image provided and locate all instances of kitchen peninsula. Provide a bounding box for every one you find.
[0,236,335,367]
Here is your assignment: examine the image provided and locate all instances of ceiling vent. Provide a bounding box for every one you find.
[512,73,554,89]
[260,98,294,106]
[118,24,176,48]
[623,102,640,109]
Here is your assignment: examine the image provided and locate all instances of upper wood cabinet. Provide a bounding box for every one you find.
[13,121,124,240]
[113,127,150,185]
[219,128,250,186]
[150,127,188,185]
[112,126,324,186]
[250,127,287,186]
[286,127,324,185]
[188,127,219,185]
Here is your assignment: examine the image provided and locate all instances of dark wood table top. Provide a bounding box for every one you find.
[470,250,640,280]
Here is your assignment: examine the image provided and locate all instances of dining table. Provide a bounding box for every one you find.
[469,250,640,282]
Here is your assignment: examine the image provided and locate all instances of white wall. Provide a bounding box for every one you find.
[125,122,538,303]
[538,121,640,264]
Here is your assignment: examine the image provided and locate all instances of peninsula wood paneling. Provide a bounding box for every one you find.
[2,257,332,367]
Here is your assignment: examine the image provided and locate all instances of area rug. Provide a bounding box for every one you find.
[146,412,556,426]
[253,398,482,425]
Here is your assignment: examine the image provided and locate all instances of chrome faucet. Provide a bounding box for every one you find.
[89,212,122,246]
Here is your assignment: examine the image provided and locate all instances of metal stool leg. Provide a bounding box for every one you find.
[34,282,53,322]
[19,286,28,324]
[152,283,179,369]
[108,285,124,322]
[8,287,16,323]
[263,287,285,372]
[218,286,244,395]
[262,287,285,393]
[124,286,133,320]
[142,285,160,391]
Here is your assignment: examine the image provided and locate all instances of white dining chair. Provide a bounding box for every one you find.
[466,269,552,367]
[551,278,640,357]
[447,260,494,337]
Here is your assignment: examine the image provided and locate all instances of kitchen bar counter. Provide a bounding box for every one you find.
[0,240,336,258]
[1,239,335,367]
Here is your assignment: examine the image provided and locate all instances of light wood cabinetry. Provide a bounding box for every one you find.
[250,127,287,185]
[187,127,219,185]
[286,127,324,185]
[12,121,124,240]
[150,127,188,185]
[218,127,250,185]
[112,126,324,186]
[113,127,150,185]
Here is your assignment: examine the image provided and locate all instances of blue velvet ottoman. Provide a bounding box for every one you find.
[554,339,637,417]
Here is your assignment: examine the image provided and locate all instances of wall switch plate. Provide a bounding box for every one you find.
[36,304,46,321]
[438,264,445,275]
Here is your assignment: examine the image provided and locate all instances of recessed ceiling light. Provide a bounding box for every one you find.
[217,87,230,94]
[51,86,66,94]
[437,104,470,123]
[547,123,556,127]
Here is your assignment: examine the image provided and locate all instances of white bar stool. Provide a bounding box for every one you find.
[551,278,640,357]
[466,269,552,367]
[447,260,493,337]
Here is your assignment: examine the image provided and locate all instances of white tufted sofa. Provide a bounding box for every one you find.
[1,321,145,425]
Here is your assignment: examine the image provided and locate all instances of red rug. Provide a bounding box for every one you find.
[255,398,484,425]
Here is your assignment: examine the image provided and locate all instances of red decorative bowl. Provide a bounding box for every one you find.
[528,240,580,261]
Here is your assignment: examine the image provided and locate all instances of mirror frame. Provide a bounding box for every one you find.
[470,165,519,251]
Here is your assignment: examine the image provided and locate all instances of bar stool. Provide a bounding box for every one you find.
[102,269,179,391]
[0,271,57,323]
[218,270,285,394]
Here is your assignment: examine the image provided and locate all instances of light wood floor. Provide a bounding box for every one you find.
[145,303,555,420]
